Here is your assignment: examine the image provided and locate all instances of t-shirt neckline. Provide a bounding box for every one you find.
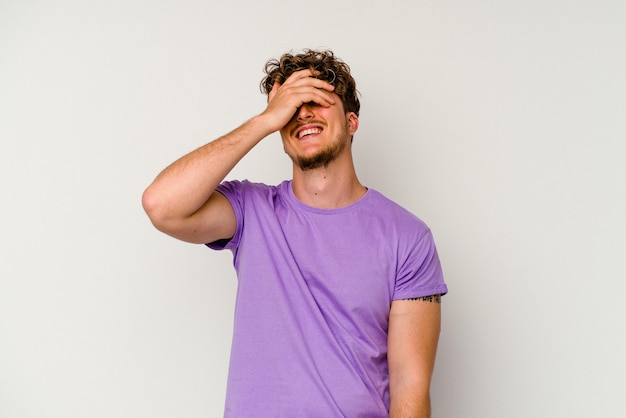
[283,180,372,214]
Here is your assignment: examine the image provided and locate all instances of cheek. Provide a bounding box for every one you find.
[279,131,297,155]
[279,126,293,142]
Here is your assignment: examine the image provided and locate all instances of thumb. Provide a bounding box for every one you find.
[268,81,281,102]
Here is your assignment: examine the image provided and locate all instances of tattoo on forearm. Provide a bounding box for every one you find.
[404,294,442,303]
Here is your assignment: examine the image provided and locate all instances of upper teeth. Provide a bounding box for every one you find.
[298,128,321,138]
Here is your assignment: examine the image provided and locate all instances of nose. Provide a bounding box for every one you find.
[296,103,314,121]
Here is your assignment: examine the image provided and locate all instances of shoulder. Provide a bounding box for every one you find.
[366,189,431,235]
[217,179,283,197]
[216,180,293,214]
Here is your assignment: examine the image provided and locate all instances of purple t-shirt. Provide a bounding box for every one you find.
[207,180,447,417]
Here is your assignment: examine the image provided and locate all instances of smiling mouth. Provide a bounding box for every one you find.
[297,127,323,139]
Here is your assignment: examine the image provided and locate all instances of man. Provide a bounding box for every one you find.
[142,49,447,417]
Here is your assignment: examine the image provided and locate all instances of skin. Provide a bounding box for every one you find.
[142,68,441,417]
[388,299,441,418]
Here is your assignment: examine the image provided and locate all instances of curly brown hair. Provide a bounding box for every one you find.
[260,49,360,116]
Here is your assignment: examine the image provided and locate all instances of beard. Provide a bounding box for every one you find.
[286,119,352,171]
[290,134,348,171]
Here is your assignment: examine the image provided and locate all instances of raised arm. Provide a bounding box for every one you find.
[387,296,442,418]
[141,69,336,244]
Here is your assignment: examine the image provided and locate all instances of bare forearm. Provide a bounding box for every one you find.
[389,388,431,418]
[142,115,273,223]
[387,299,441,418]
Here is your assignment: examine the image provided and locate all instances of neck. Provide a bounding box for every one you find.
[291,155,365,209]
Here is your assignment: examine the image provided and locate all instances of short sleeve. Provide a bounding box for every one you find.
[205,180,246,251]
[392,230,448,300]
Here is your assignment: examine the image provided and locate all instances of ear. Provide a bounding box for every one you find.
[346,112,359,135]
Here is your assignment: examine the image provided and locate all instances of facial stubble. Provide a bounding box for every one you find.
[288,121,351,171]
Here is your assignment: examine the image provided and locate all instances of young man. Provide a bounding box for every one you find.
[143,49,447,417]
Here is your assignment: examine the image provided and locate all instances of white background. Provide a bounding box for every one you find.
[1,1,625,417]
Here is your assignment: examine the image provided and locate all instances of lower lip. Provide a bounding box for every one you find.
[298,131,322,140]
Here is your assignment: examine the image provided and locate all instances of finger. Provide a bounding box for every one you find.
[313,92,336,107]
[286,76,335,93]
[286,68,318,81]
[283,69,334,89]
[291,87,336,107]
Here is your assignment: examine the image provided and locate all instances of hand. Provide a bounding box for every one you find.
[260,69,336,132]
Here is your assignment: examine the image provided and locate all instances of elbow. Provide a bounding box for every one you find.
[141,185,170,232]
[142,185,198,242]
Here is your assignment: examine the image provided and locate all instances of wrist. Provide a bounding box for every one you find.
[253,110,287,136]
